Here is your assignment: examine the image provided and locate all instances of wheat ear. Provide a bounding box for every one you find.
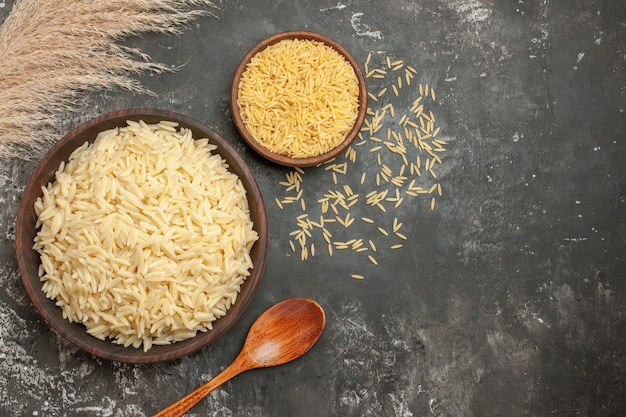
[0,0,216,160]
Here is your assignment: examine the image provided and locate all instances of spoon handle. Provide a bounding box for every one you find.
[152,354,252,417]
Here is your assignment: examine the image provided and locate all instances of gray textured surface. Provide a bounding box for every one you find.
[1,0,625,416]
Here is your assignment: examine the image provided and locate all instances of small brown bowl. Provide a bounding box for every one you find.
[231,30,368,167]
[15,108,269,364]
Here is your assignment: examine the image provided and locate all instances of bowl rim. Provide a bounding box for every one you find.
[15,108,269,363]
[230,30,368,168]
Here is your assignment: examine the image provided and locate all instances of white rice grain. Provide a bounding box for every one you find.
[33,121,259,351]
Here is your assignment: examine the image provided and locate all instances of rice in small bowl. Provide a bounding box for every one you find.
[16,109,268,363]
[231,30,368,167]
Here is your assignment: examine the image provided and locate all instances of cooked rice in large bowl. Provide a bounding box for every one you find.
[16,109,268,363]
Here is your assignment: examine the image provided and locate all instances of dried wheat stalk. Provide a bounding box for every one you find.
[0,0,216,160]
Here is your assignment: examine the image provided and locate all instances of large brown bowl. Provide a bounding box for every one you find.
[15,108,269,364]
[231,30,368,167]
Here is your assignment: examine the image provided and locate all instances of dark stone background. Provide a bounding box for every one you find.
[1,0,625,416]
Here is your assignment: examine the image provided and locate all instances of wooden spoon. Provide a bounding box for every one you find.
[153,298,326,417]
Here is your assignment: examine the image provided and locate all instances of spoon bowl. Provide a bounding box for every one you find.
[153,298,325,417]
